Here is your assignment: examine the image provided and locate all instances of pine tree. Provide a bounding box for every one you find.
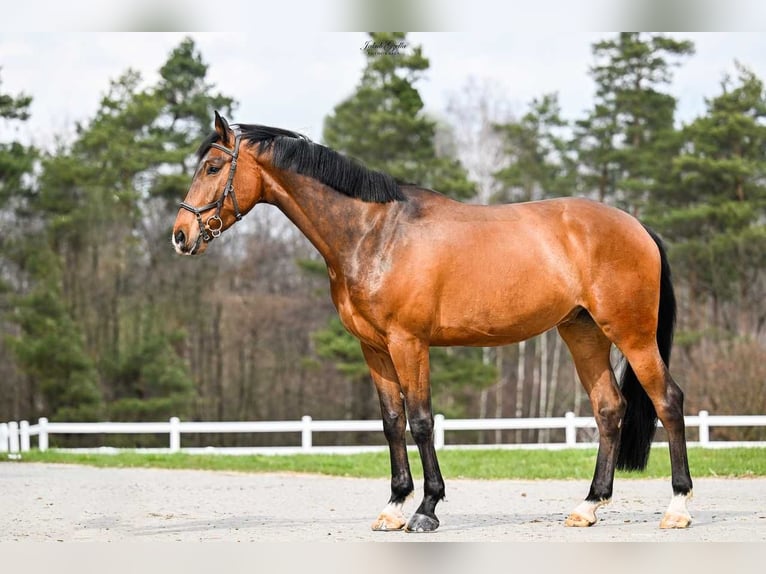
[1,74,100,421]
[323,32,475,199]
[150,37,236,205]
[576,33,694,211]
[648,63,766,337]
[0,70,35,206]
[493,93,575,202]
[6,38,236,423]
[10,268,104,421]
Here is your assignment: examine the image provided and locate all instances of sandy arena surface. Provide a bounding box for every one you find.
[1,462,765,542]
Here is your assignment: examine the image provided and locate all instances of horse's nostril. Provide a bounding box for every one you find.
[174,230,186,247]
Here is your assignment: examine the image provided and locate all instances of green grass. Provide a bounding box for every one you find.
[6,446,766,479]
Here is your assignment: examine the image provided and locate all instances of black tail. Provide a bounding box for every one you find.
[616,226,676,471]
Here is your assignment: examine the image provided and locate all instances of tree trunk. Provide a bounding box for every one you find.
[543,333,563,442]
[493,347,506,443]
[514,341,526,443]
[530,338,541,442]
[479,387,489,442]
[213,302,224,420]
[537,331,548,443]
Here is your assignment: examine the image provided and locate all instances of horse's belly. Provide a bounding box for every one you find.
[427,274,578,346]
[429,305,572,347]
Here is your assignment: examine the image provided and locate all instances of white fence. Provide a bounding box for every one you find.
[2,411,766,456]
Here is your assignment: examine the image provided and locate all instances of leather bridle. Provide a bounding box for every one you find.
[179,132,244,243]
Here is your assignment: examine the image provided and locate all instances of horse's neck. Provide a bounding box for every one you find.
[261,169,385,266]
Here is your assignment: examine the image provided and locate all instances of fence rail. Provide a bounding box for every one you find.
[2,411,766,457]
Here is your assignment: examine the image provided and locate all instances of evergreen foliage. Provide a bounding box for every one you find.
[324,32,475,199]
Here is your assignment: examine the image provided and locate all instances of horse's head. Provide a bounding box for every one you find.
[172,112,263,255]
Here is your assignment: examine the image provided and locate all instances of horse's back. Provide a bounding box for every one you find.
[402,193,653,282]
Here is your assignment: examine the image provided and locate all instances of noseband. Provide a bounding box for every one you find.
[179,132,244,242]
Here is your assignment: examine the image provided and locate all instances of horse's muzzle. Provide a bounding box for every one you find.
[172,228,207,255]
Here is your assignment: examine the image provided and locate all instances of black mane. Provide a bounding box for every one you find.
[197,123,404,203]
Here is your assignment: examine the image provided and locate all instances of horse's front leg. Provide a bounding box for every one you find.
[362,344,414,531]
[388,335,445,532]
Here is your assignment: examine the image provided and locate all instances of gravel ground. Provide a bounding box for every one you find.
[1,462,765,542]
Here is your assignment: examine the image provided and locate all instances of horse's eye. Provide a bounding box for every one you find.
[207,165,221,175]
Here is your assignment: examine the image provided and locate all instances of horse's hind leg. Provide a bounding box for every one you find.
[558,315,625,527]
[618,342,693,528]
[362,344,414,531]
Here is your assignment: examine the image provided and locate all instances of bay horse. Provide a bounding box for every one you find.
[172,112,693,532]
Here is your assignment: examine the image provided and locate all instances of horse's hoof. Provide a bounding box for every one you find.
[405,513,440,533]
[565,499,605,527]
[371,500,409,531]
[659,512,691,529]
[371,512,406,531]
[564,512,596,527]
[660,492,692,529]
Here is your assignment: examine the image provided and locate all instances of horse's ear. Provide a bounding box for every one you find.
[214,111,233,143]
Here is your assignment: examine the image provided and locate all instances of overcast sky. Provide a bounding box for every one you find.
[1,32,765,149]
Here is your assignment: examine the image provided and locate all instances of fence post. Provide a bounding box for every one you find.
[169,417,181,453]
[0,423,8,453]
[8,421,19,455]
[19,420,30,452]
[565,411,576,446]
[434,414,445,450]
[301,415,312,451]
[698,410,709,446]
[38,418,49,452]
